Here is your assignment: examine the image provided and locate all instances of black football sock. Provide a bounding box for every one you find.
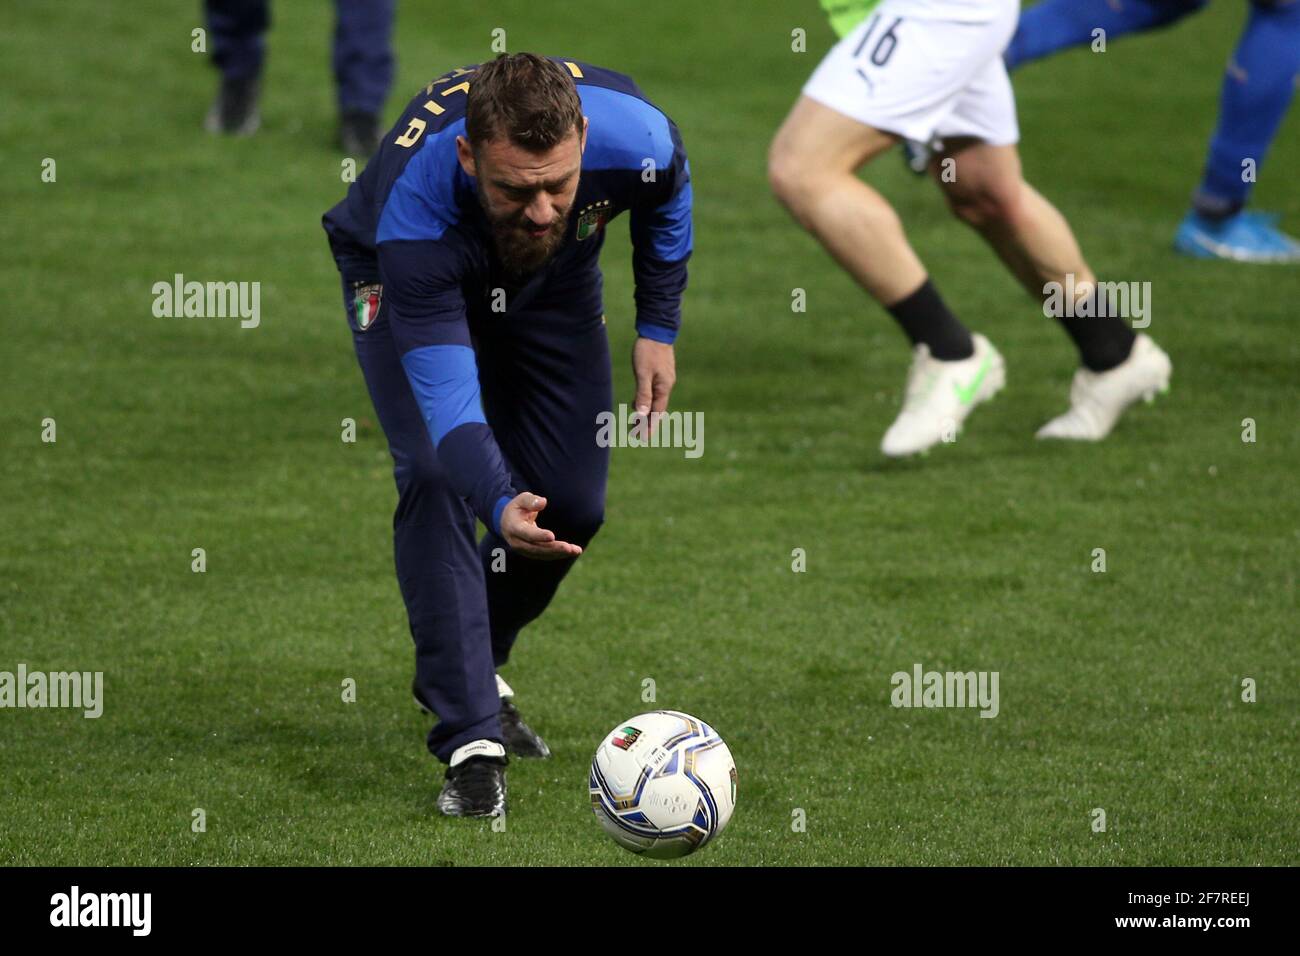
[1056,286,1137,373]
[1192,190,1244,223]
[886,278,975,360]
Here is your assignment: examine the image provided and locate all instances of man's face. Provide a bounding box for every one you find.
[457,119,587,278]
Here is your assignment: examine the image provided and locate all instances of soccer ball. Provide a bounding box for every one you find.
[589,710,737,859]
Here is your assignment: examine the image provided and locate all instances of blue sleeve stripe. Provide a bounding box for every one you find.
[635,321,678,344]
[376,119,468,244]
[491,495,512,537]
[399,343,486,446]
[576,86,676,171]
[646,178,693,261]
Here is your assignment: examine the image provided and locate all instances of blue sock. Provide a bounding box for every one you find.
[1005,0,1207,70]
[1196,1,1300,217]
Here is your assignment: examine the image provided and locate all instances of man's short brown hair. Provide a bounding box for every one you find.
[465,53,584,153]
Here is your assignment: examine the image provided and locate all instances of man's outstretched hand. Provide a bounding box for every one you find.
[631,336,676,438]
[499,493,582,560]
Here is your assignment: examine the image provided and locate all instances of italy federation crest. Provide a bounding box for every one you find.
[576,199,612,241]
[352,282,382,331]
[611,725,643,750]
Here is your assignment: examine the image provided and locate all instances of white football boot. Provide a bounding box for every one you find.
[1036,333,1171,441]
[881,333,1006,458]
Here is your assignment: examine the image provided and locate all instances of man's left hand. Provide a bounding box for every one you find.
[631,336,676,438]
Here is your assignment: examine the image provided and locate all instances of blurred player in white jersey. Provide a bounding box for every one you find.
[770,0,1172,455]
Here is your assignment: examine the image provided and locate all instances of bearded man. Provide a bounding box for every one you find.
[322,53,691,817]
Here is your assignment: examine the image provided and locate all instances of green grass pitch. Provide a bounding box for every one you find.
[0,0,1296,866]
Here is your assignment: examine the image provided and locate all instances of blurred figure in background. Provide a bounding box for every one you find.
[774,0,1174,456]
[203,0,397,156]
[1006,0,1300,264]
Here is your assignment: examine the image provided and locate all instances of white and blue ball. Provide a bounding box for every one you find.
[590,710,737,859]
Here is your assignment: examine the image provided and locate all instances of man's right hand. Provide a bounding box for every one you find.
[499,492,583,560]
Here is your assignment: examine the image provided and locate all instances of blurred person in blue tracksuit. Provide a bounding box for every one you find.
[1007,0,1300,263]
[203,0,397,156]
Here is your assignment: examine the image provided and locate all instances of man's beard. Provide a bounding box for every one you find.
[480,193,571,280]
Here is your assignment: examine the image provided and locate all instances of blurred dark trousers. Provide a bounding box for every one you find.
[205,0,396,114]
